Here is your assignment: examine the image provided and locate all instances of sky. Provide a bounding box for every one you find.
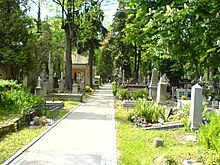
[28,0,118,27]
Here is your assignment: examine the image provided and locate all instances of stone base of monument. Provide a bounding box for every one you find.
[122,100,135,107]
[143,121,184,130]
[44,93,83,102]
[45,101,64,109]
[120,84,148,91]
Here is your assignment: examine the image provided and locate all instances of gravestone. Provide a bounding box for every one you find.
[35,77,43,96]
[149,68,158,100]
[40,63,47,84]
[48,54,54,91]
[156,74,169,104]
[42,82,49,96]
[171,86,177,100]
[72,83,78,94]
[59,72,64,93]
[153,138,164,148]
[176,89,191,99]
[190,84,203,131]
[122,69,125,83]
[212,100,218,109]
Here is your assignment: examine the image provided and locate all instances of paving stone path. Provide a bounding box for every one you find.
[5,84,117,165]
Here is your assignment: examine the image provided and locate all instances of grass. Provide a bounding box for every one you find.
[0,127,46,164]
[115,107,220,165]
[0,101,80,164]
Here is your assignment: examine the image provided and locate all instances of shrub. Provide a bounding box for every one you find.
[181,95,187,100]
[199,112,220,155]
[0,79,21,91]
[128,98,166,124]
[118,89,130,100]
[132,88,149,100]
[112,81,118,96]
[112,81,117,88]
[85,86,92,92]
[0,80,43,115]
[117,88,149,100]
[113,88,118,96]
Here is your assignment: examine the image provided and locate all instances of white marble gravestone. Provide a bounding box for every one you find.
[190,84,203,131]
[35,77,43,96]
[59,72,64,93]
[156,74,168,104]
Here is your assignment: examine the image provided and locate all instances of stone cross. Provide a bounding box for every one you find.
[190,84,203,131]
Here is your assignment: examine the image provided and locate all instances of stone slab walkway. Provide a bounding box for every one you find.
[5,84,117,165]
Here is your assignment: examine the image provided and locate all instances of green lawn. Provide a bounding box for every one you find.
[115,107,219,165]
[0,101,80,164]
[0,127,46,163]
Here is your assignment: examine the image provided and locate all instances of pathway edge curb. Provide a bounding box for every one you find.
[3,102,83,165]
[3,86,103,165]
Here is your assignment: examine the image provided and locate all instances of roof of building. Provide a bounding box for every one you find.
[72,51,89,64]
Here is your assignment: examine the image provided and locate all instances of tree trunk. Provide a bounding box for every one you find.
[136,47,141,84]
[134,44,137,83]
[65,26,72,91]
[89,44,94,88]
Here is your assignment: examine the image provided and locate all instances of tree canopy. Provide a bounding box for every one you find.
[1,0,220,87]
[103,0,220,84]
[0,0,36,79]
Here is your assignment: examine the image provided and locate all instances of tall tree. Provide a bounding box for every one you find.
[0,0,36,80]
[78,0,107,88]
[118,0,220,84]
[52,0,77,91]
[108,8,133,80]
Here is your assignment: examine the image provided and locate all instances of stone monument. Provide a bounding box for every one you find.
[122,69,125,83]
[149,68,158,100]
[190,84,203,131]
[59,72,64,93]
[156,74,169,104]
[35,76,43,96]
[72,83,78,94]
[48,54,54,91]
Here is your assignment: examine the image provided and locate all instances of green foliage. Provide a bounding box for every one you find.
[0,0,36,78]
[0,80,43,115]
[199,112,220,156]
[181,95,187,100]
[118,89,130,100]
[132,88,149,100]
[0,80,21,91]
[0,127,46,164]
[116,108,220,164]
[111,0,220,83]
[85,86,92,93]
[128,98,166,124]
[112,81,118,96]
[112,81,117,87]
[117,88,149,100]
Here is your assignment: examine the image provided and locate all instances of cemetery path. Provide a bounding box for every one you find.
[6,84,117,165]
